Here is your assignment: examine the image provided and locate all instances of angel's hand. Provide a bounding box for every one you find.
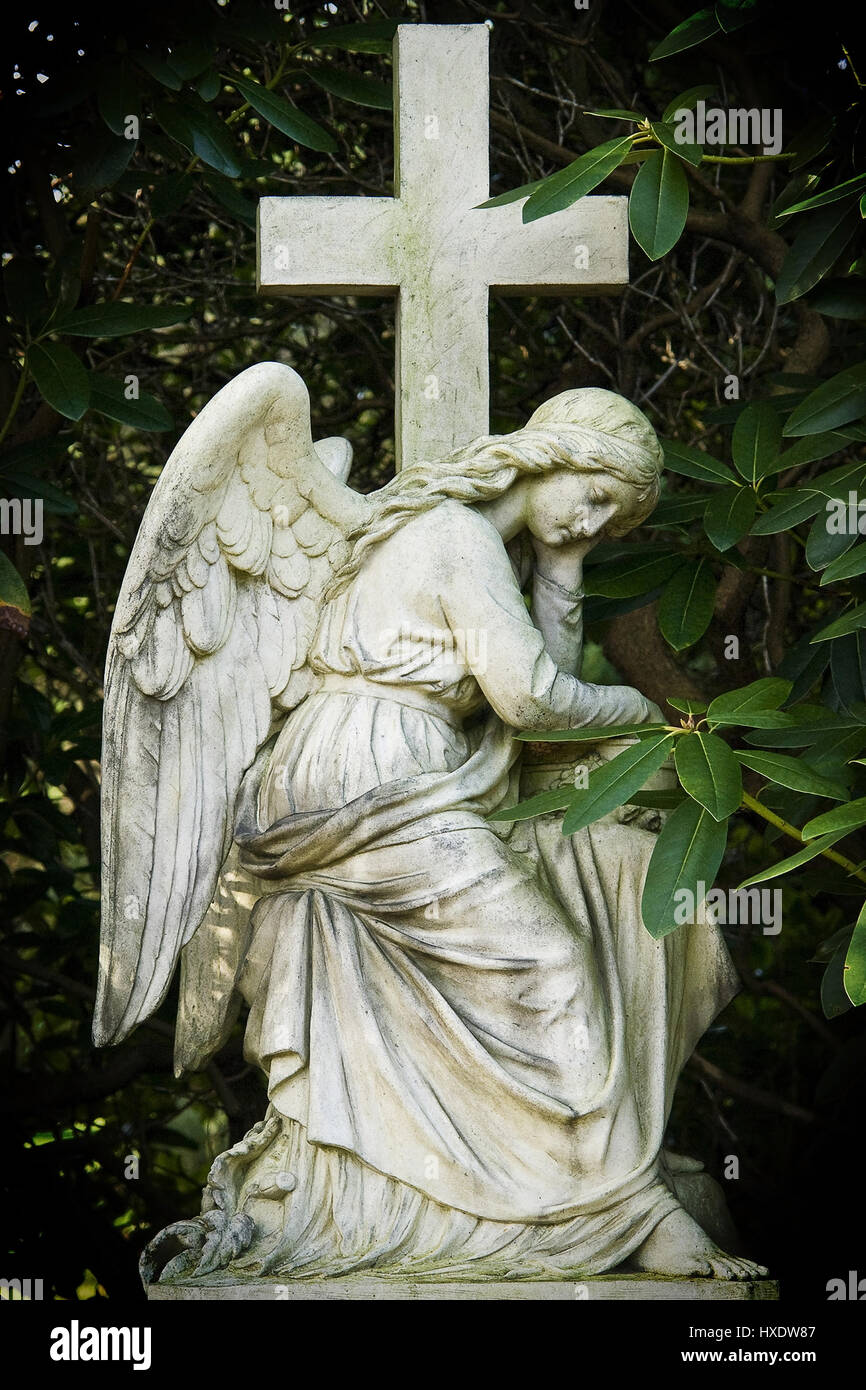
[530,535,594,591]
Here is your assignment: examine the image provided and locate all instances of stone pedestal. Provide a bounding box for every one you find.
[148,1275,779,1302]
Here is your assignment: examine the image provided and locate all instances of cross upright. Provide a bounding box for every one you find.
[258,23,628,469]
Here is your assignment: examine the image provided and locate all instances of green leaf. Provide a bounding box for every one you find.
[707,678,792,725]
[811,603,866,643]
[662,84,717,123]
[627,789,688,810]
[735,749,848,799]
[738,830,853,887]
[675,731,743,820]
[784,364,866,437]
[523,136,635,223]
[649,494,714,526]
[309,20,399,54]
[582,552,684,597]
[774,204,859,305]
[641,799,728,939]
[154,98,243,176]
[805,506,858,572]
[659,438,736,485]
[56,302,190,337]
[777,172,866,219]
[768,431,849,473]
[2,471,77,515]
[715,0,759,34]
[476,180,545,210]
[667,698,708,715]
[0,551,32,637]
[204,172,257,226]
[821,543,866,585]
[166,40,214,81]
[307,66,392,110]
[228,74,337,153]
[650,9,721,61]
[803,797,866,840]
[808,277,866,320]
[822,940,854,1018]
[628,149,689,261]
[703,486,756,550]
[658,559,715,650]
[785,114,835,173]
[87,374,173,431]
[584,108,644,121]
[514,724,670,743]
[73,129,137,193]
[28,343,89,421]
[487,787,573,824]
[732,402,782,483]
[750,488,830,534]
[843,903,866,1006]
[742,705,858,746]
[97,68,140,137]
[134,49,183,90]
[649,120,703,167]
[197,69,221,103]
[561,734,676,835]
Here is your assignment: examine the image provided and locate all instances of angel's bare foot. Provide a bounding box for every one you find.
[632,1207,768,1280]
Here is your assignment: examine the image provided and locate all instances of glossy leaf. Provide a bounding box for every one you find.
[659,438,736,485]
[821,543,866,585]
[735,749,848,800]
[87,374,173,431]
[778,172,866,219]
[738,830,854,888]
[307,66,392,110]
[811,603,866,643]
[843,902,866,1006]
[658,559,715,650]
[523,136,634,224]
[628,149,689,261]
[707,678,792,725]
[487,787,573,824]
[649,120,703,167]
[28,344,89,421]
[562,734,675,835]
[57,302,190,337]
[155,99,243,176]
[774,204,859,305]
[650,10,721,61]
[803,798,866,840]
[784,363,866,437]
[514,724,670,743]
[228,74,336,153]
[703,486,756,550]
[641,798,728,939]
[582,552,684,597]
[732,402,782,483]
[662,84,717,122]
[675,731,743,820]
[309,20,399,53]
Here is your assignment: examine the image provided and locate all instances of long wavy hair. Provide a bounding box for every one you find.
[326,388,664,600]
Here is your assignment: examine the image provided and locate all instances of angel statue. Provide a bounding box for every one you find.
[94,362,767,1291]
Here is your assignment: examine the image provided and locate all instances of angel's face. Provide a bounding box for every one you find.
[523,469,640,549]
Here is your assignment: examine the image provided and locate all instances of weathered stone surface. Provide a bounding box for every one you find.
[258,25,628,467]
[148,1276,780,1303]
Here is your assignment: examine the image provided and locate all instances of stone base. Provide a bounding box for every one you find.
[147,1274,779,1301]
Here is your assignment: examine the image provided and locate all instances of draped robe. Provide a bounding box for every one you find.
[227,500,738,1279]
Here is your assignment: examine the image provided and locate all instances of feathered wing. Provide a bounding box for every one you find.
[94,362,368,1051]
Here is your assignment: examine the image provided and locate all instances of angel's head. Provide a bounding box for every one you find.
[514,388,664,544]
[326,387,663,597]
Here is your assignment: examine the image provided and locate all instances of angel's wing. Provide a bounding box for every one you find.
[94,362,368,1049]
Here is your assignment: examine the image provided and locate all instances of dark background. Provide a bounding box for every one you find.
[0,0,864,1302]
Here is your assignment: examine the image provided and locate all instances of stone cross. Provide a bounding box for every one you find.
[257,24,628,468]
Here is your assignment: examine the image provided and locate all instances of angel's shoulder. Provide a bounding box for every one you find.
[402,499,506,561]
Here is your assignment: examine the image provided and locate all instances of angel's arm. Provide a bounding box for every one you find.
[441,511,652,731]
